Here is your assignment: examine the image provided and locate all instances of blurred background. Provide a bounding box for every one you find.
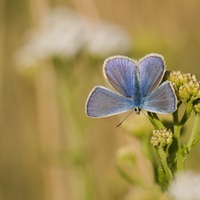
[1,0,200,200]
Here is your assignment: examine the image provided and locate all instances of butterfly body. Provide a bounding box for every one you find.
[86,54,177,118]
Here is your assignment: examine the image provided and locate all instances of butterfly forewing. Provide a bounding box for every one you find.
[103,56,137,98]
[138,54,165,97]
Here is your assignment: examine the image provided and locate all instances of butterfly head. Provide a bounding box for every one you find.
[134,107,141,115]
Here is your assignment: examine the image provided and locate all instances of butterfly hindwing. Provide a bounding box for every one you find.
[141,81,177,114]
[86,86,134,117]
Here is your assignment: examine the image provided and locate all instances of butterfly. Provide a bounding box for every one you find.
[85,54,177,118]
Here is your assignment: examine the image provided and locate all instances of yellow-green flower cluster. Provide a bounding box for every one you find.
[168,70,200,103]
[150,128,172,147]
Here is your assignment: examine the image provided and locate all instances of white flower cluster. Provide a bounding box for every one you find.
[15,6,131,68]
[84,21,130,56]
[169,171,200,200]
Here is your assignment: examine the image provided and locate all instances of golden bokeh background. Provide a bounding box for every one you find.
[1,0,200,200]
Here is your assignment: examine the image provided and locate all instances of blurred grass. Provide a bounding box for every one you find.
[1,0,200,200]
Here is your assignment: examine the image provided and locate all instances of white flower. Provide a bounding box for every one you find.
[84,21,131,57]
[15,6,131,68]
[169,171,200,200]
[15,7,86,67]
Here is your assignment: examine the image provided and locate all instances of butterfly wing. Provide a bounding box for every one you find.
[103,56,137,98]
[141,81,177,114]
[138,54,165,97]
[85,86,134,117]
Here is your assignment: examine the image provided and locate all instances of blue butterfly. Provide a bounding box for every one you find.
[85,54,177,117]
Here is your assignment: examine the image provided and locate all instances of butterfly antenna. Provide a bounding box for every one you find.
[116,110,134,128]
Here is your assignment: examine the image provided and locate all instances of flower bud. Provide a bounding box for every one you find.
[168,70,200,103]
[150,128,172,147]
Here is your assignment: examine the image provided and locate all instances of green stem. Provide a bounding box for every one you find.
[172,101,193,172]
[180,101,193,126]
[147,112,165,129]
[173,124,185,172]
[192,131,200,147]
[116,164,135,184]
[173,102,193,172]
[116,162,147,187]
[172,107,179,125]
[187,113,200,151]
[157,147,173,183]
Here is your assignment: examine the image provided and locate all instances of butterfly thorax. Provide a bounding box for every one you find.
[132,70,142,110]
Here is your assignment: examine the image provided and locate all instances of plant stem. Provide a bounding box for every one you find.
[173,124,185,172]
[187,113,200,151]
[192,132,200,147]
[173,102,193,172]
[180,101,193,126]
[147,112,165,129]
[157,147,173,183]
[172,107,179,125]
